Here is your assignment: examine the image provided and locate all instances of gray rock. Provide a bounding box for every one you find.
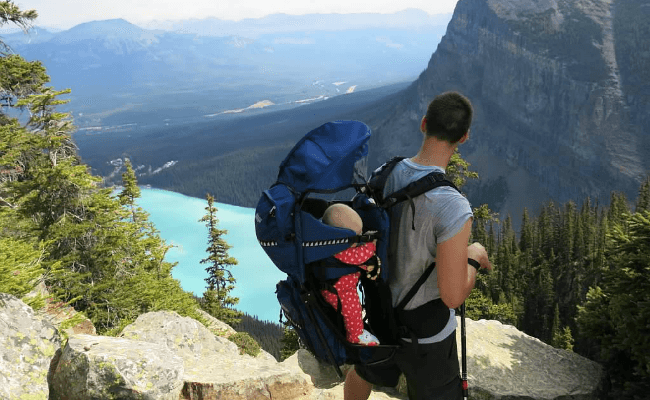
[192,309,277,361]
[0,293,60,400]
[48,334,184,400]
[456,317,604,400]
[195,308,237,338]
[120,310,240,362]
[121,310,314,399]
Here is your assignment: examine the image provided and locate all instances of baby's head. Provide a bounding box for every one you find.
[322,203,362,235]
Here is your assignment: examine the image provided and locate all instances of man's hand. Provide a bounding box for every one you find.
[467,242,492,272]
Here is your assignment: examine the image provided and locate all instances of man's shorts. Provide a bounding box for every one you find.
[355,331,461,400]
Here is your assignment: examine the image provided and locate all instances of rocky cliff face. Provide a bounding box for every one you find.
[365,0,649,222]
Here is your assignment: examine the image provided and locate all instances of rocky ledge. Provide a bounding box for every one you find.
[0,293,605,399]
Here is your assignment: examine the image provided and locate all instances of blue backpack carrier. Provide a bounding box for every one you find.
[254,120,459,377]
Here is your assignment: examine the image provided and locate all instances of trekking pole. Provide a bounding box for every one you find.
[460,302,468,400]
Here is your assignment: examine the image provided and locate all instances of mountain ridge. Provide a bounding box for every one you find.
[141,9,453,37]
[4,14,449,127]
[360,0,649,225]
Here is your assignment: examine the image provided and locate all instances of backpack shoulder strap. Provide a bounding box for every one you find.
[382,172,460,209]
[372,159,461,231]
[366,156,406,204]
[367,157,461,208]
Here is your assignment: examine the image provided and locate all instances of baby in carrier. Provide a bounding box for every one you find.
[320,203,381,346]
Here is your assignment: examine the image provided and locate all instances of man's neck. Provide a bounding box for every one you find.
[410,137,455,169]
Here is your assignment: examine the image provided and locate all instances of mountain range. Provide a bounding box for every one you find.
[3,13,449,128]
[141,8,452,37]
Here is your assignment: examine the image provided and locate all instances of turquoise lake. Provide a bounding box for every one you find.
[136,188,285,324]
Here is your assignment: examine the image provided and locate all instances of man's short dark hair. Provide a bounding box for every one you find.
[424,92,473,143]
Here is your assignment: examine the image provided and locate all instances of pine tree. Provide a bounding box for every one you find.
[607,191,629,228]
[551,303,574,351]
[0,235,46,309]
[471,203,498,249]
[199,193,242,325]
[447,149,479,189]
[486,221,496,257]
[519,208,534,254]
[118,159,142,223]
[538,204,554,259]
[559,201,576,264]
[0,2,37,32]
[280,325,301,361]
[635,175,650,214]
[577,210,650,398]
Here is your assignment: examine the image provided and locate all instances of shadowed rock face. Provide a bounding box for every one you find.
[365,0,648,223]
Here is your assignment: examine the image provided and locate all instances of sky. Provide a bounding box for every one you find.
[8,0,460,30]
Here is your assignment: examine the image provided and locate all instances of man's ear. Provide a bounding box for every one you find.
[458,130,470,144]
[420,117,427,134]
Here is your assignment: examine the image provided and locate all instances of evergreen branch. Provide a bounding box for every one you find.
[0,194,16,208]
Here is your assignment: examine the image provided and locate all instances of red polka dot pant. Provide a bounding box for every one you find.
[320,242,376,344]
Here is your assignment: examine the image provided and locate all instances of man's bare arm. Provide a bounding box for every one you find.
[436,218,491,309]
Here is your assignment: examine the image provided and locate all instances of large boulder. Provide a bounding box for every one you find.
[194,309,278,362]
[460,318,605,399]
[120,310,313,400]
[0,293,61,400]
[48,334,185,400]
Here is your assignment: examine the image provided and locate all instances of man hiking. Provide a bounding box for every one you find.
[344,91,492,400]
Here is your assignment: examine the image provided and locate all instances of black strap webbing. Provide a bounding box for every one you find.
[366,156,405,204]
[394,261,437,313]
[350,231,381,244]
[380,172,460,209]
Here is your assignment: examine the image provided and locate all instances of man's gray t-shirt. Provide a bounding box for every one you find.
[382,158,473,343]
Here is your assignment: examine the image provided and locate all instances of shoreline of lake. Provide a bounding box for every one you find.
[136,187,285,324]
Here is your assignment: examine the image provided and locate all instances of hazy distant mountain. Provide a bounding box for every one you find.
[0,26,55,45]
[3,13,450,127]
[143,9,453,37]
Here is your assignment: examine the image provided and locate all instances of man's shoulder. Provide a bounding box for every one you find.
[423,185,470,210]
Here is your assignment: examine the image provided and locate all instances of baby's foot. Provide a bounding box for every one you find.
[357,330,379,346]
